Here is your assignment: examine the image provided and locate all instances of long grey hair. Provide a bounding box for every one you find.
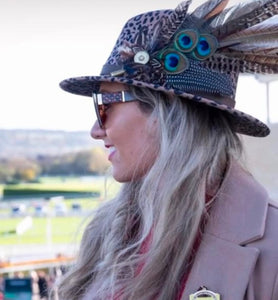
[55,86,242,300]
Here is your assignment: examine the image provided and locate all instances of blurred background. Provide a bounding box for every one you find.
[0,0,277,299]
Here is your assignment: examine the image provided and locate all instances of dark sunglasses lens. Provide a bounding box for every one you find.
[93,94,104,128]
[98,104,106,126]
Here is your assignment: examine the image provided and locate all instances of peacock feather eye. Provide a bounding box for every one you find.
[159,49,189,74]
[174,29,199,53]
[193,34,218,60]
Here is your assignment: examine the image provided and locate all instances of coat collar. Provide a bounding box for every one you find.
[205,159,268,245]
[182,160,269,300]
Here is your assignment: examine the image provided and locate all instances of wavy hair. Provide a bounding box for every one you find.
[55,87,242,300]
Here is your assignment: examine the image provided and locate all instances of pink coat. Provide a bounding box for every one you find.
[181,161,278,300]
[81,161,278,300]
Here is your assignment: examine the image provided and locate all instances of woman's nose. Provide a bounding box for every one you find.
[90,120,106,139]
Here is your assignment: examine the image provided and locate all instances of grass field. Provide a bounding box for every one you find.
[0,175,121,246]
[0,216,88,245]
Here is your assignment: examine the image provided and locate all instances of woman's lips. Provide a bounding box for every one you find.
[108,146,116,161]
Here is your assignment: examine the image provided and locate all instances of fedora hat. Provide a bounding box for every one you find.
[60,0,278,137]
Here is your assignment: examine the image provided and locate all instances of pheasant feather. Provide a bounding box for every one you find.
[220,31,278,50]
[229,53,278,65]
[153,0,191,50]
[211,0,271,27]
[212,0,278,38]
[219,16,278,47]
[192,0,229,20]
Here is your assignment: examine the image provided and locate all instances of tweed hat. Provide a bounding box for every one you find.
[60,0,278,137]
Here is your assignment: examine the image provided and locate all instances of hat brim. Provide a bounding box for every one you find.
[60,75,270,137]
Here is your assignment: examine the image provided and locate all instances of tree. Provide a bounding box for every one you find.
[73,147,110,175]
[39,147,110,176]
[0,157,40,183]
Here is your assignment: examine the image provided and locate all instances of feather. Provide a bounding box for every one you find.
[118,42,134,57]
[255,47,278,55]
[205,53,278,74]
[148,21,162,50]
[191,0,229,20]
[153,0,191,50]
[224,52,278,65]
[211,0,270,27]
[240,60,278,73]
[219,31,278,50]
[209,6,234,28]
[204,49,278,74]
[212,0,278,38]
[134,26,149,48]
[219,15,278,44]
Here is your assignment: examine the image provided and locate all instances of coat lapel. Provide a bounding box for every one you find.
[182,233,259,299]
[181,161,269,300]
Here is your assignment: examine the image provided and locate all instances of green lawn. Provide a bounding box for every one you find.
[0,175,121,246]
[0,216,88,245]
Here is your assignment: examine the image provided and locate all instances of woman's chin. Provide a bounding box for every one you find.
[112,168,144,183]
[112,170,131,183]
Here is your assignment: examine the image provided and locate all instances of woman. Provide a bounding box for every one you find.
[58,0,278,299]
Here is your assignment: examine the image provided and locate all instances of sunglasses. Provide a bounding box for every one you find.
[93,90,136,128]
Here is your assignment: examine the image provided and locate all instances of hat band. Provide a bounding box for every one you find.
[101,63,236,108]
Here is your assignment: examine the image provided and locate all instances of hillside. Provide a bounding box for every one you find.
[0,129,101,158]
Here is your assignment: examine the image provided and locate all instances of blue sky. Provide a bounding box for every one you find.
[0,0,277,131]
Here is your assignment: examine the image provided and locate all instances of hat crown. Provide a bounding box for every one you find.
[101,7,237,105]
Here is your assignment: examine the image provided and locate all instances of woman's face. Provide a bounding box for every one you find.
[91,82,158,182]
